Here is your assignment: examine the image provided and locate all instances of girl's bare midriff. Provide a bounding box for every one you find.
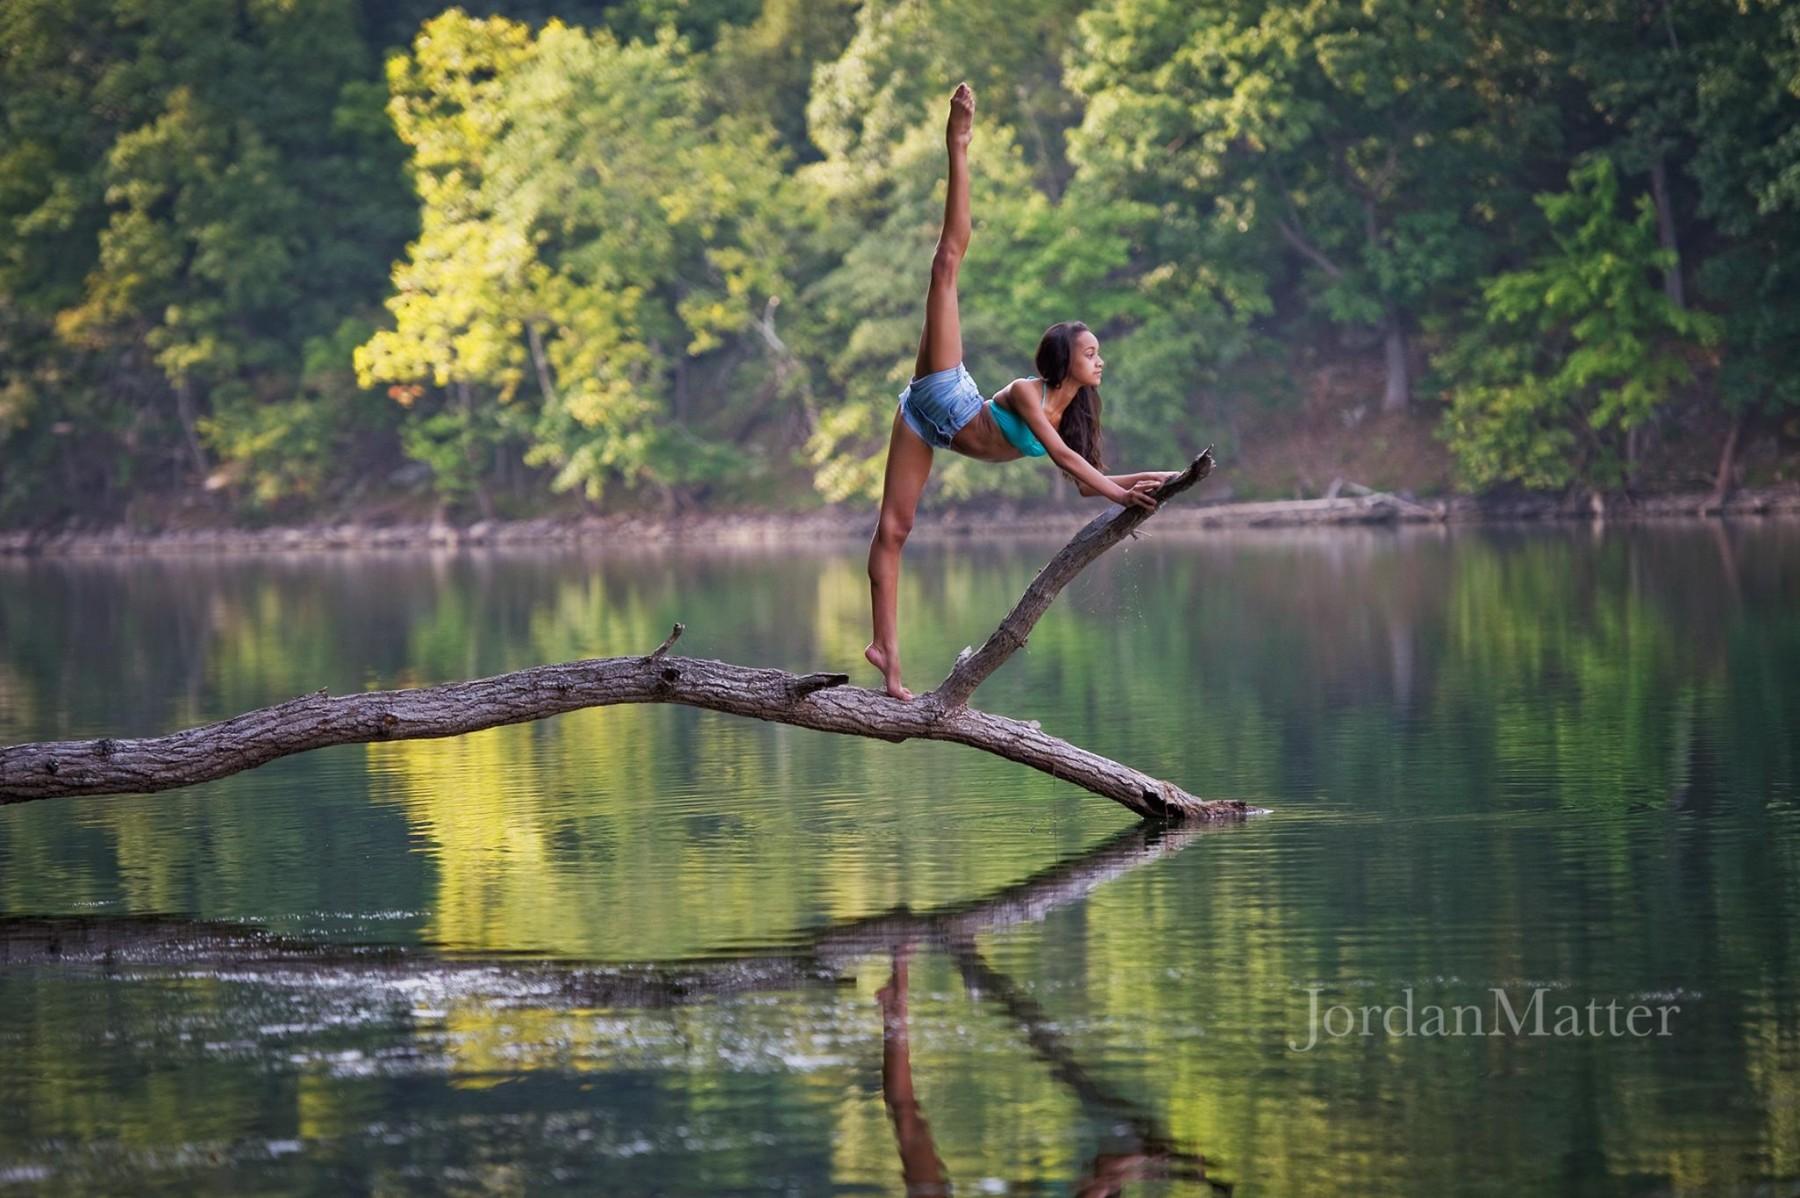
[948,407,1016,461]
[949,382,1065,462]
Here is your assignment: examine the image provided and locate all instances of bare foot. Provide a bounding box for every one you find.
[876,973,905,1018]
[946,82,974,149]
[876,943,913,1015]
[864,642,914,701]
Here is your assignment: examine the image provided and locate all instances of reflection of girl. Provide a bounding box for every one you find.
[864,83,1177,701]
[876,944,950,1195]
[875,943,1213,1197]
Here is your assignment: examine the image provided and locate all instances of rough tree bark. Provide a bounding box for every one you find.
[1700,411,1743,517]
[0,450,1255,821]
[1382,314,1411,413]
[1650,156,1687,311]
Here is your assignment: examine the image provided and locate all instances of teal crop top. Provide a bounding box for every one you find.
[987,377,1048,457]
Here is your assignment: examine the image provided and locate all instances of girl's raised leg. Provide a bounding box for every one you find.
[867,85,976,702]
[866,407,933,700]
[912,83,975,381]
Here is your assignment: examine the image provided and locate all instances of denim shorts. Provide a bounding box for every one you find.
[897,362,984,449]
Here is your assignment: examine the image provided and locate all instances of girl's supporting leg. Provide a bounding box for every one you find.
[911,83,974,382]
[866,407,933,701]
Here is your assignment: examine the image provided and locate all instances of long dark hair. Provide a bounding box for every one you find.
[1034,321,1104,474]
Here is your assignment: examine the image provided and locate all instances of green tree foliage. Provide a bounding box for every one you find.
[3,0,1797,520]
[1439,157,1721,490]
[356,11,803,504]
[704,0,861,162]
[1686,0,1800,423]
[0,0,412,517]
[1069,0,1535,414]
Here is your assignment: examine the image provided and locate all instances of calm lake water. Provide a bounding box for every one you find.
[1,522,1797,1195]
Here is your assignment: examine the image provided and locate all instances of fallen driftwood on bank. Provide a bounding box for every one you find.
[0,449,1254,821]
[1179,491,1446,528]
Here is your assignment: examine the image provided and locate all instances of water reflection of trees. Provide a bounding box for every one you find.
[3,531,1798,1191]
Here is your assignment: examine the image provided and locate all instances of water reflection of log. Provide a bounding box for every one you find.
[880,941,1226,1196]
[805,820,1220,969]
[948,943,1227,1192]
[4,820,1234,1193]
[0,822,1221,998]
[951,944,1161,1141]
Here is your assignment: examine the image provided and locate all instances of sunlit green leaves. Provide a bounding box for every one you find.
[0,0,412,514]
[358,13,804,501]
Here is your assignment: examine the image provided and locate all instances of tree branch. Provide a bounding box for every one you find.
[525,320,561,407]
[1274,217,1346,281]
[932,448,1213,706]
[1268,159,1346,282]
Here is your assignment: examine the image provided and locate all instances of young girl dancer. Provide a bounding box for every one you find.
[865,83,1176,701]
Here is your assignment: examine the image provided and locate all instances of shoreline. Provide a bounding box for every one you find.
[3,485,1797,557]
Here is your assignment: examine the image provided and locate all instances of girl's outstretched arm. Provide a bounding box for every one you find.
[1075,470,1180,496]
[1011,388,1157,510]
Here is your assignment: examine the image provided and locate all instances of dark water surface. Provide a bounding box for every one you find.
[1,524,1797,1195]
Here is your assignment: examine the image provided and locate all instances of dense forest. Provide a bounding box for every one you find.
[2,0,1796,524]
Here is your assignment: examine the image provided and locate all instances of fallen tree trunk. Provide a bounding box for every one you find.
[1,450,1253,820]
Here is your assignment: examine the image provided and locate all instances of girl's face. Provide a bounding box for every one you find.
[1070,330,1104,387]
